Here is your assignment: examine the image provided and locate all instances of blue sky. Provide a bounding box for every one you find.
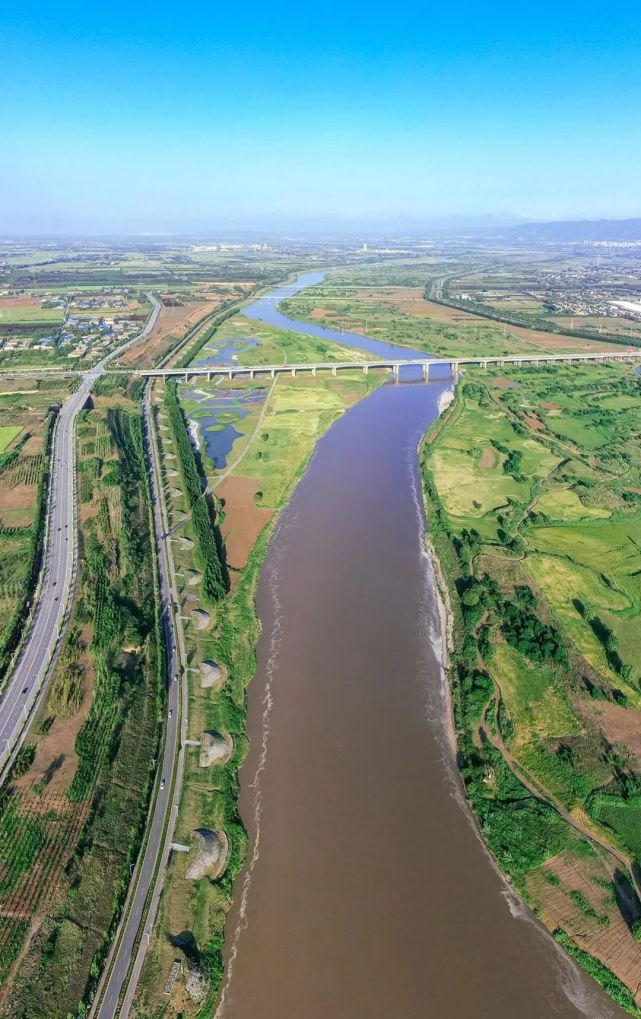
[2,0,641,232]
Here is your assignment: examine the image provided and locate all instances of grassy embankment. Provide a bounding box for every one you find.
[279,267,629,359]
[422,361,641,1015]
[0,378,74,683]
[132,311,380,1018]
[0,382,164,1018]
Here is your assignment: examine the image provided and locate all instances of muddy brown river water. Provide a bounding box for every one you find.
[216,281,625,1019]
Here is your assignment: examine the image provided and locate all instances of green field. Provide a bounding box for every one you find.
[0,426,21,452]
[0,304,64,326]
[205,312,369,365]
[590,795,641,862]
[278,264,631,359]
[422,359,641,1012]
[491,643,580,747]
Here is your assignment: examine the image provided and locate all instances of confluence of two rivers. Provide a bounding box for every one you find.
[216,274,624,1018]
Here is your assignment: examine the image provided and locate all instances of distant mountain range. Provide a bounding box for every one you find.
[504,218,641,242]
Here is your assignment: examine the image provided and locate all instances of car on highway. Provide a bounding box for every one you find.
[160,778,165,790]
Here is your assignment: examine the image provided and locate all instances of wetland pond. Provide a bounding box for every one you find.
[182,385,266,470]
[211,274,625,1019]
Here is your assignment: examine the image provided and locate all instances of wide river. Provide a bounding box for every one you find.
[217,274,625,1019]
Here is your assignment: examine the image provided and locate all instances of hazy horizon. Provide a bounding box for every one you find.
[3,0,641,233]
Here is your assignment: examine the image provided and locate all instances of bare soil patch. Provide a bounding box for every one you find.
[594,702,641,763]
[479,448,497,469]
[490,376,520,389]
[507,323,624,353]
[541,400,560,410]
[523,411,545,431]
[528,850,641,1001]
[14,634,95,797]
[119,300,217,368]
[0,297,40,308]
[22,434,42,454]
[414,295,481,321]
[0,482,35,511]
[217,475,273,570]
[0,481,37,527]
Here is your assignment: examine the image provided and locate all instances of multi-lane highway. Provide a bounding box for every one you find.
[0,296,161,779]
[93,382,188,1019]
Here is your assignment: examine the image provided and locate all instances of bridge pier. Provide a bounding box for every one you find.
[291,367,297,377]
[311,366,317,376]
[207,371,212,382]
[331,366,337,376]
[270,368,276,378]
[250,369,255,379]
[450,362,459,378]
[228,371,233,381]
[393,364,400,382]
[362,364,369,375]
[422,362,429,381]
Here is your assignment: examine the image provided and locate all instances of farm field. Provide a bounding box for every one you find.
[0,302,65,327]
[0,426,21,453]
[441,256,641,351]
[422,359,641,1011]
[0,385,163,1018]
[3,241,641,1017]
[280,270,630,359]
[132,320,382,1018]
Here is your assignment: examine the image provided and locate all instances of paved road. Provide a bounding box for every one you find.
[0,296,161,779]
[94,383,188,1019]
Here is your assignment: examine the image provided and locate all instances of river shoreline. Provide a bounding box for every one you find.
[418,370,638,1018]
[205,274,615,1019]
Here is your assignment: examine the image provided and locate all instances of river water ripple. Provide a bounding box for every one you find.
[216,274,625,1019]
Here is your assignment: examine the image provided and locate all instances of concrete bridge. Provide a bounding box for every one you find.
[136,349,641,383]
[0,349,639,384]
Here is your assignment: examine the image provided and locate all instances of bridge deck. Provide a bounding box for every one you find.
[0,350,639,381]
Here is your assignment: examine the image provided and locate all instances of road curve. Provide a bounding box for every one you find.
[0,295,161,779]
